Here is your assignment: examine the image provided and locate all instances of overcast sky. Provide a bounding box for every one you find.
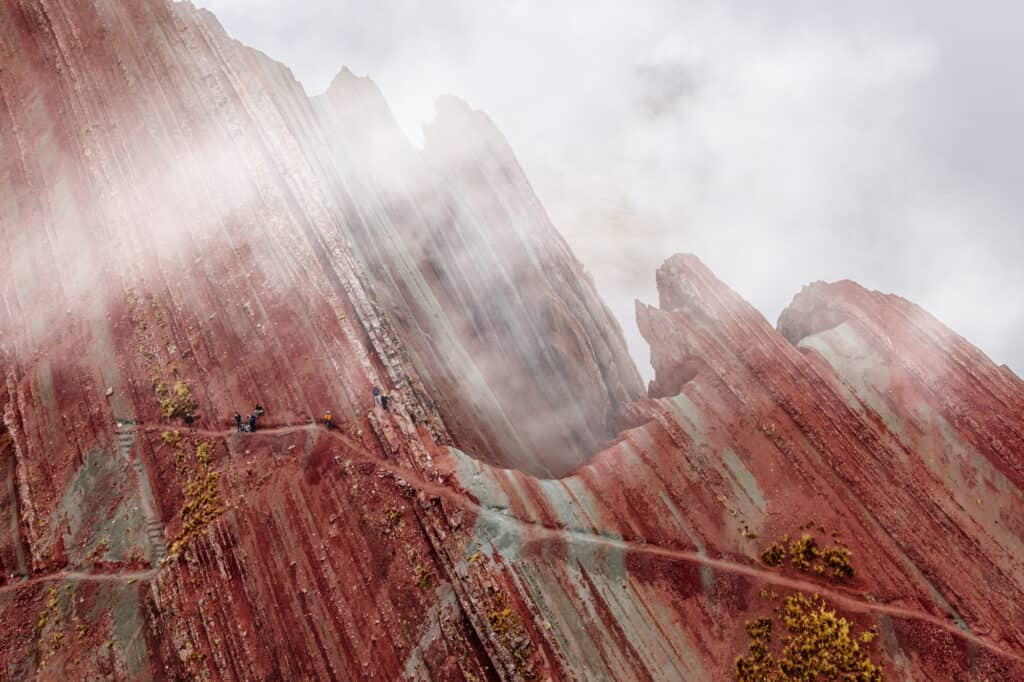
[195,0,1023,379]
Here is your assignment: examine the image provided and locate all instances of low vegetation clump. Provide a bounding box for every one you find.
[169,440,225,556]
[488,602,517,637]
[36,585,60,632]
[760,532,854,580]
[159,380,196,419]
[735,618,774,680]
[384,507,403,533]
[195,441,212,466]
[736,594,882,681]
[161,430,182,447]
[486,590,535,676]
[761,540,786,567]
[33,584,70,671]
[407,549,432,590]
[821,546,855,580]
[789,534,819,571]
[152,370,222,556]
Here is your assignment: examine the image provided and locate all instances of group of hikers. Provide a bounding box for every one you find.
[234,404,265,433]
[228,386,390,435]
[372,385,390,411]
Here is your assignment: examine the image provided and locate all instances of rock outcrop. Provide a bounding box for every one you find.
[1,1,1023,680]
[312,71,643,476]
[432,255,1024,679]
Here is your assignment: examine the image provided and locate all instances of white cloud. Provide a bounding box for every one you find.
[194,0,1024,378]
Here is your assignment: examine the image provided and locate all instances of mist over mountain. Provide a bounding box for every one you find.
[1,2,1022,680]
[197,0,1024,381]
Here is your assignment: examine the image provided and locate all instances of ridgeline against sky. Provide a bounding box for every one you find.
[1,1,1023,680]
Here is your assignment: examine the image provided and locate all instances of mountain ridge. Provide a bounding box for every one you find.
[1,1,1022,680]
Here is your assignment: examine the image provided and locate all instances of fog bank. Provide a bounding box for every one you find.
[195,0,1024,379]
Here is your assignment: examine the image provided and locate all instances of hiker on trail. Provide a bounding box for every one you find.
[381,389,389,411]
[235,413,242,432]
[247,413,257,432]
[372,386,381,406]
[184,412,195,429]
[254,404,265,418]
[323,411,334,430]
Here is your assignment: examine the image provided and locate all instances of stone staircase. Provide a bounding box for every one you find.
[116,421,167,567]
[142,511,168,564]
[115,422,136,463]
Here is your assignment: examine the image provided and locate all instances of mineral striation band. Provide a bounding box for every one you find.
[0,1,1022,680]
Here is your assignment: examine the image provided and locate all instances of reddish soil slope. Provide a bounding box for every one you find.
[1,1,1022,680]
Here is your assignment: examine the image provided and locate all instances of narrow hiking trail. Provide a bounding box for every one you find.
[140,423,323,440]
[0,569,157,597]
[9,417,1019,665]
[139,418,1024,661]
[343,442,1024,665]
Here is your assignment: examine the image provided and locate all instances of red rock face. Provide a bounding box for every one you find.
[431,254,1024,679]
[312,73,644,476]
[1,1,1023,680]
[0,0,633,677]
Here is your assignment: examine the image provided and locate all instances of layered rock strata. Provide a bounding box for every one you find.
[1,1,1022,680]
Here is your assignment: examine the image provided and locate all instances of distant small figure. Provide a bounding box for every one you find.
[183,412,195,429]
[323,411,334,430]
[247,413,257,432]
[234,413,243,432]
[381,389,389,411]
[254,403,265,418]
[372,386,381,406]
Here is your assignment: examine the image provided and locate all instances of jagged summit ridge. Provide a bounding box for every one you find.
[428,252,1024,679]
[311,58,644,475]
[1,0,1023,679]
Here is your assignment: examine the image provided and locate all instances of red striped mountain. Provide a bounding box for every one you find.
[1,1,1022,680]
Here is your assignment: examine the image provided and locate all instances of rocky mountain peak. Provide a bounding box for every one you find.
[1,1,1022,679]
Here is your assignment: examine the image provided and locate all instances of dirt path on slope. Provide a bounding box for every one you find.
[0,568,156,597]
[36,418,1022,664]
[208,419,1022,664]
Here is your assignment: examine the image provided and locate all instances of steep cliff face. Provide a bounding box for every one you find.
[437,255,1024,679]
[0,0,635,677]
[778,278,1024,493]
[311,71,643,475]
[0,0,640,479]
[2,0,1023,680]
